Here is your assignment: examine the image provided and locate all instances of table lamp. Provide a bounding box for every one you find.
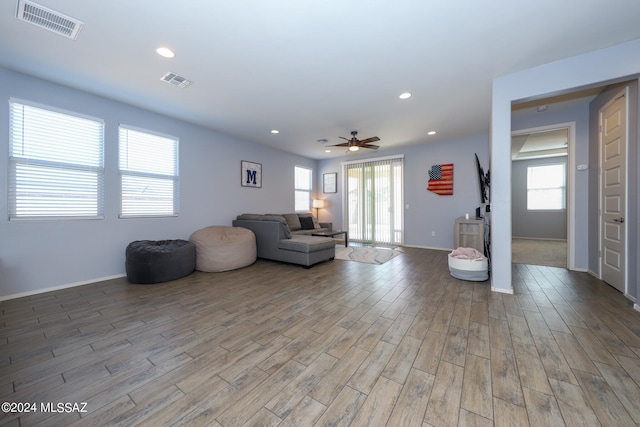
[312,199,325,220]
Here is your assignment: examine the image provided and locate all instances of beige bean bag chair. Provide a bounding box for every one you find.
[189,226,256,272]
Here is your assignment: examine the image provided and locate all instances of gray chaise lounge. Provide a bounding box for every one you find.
[233,214,335,267]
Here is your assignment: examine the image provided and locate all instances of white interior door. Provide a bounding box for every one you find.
[599,89,627,293]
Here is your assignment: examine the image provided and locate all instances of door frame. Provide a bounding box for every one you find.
[598,87,629,294]
[511,122,576,270]
[341,154,405,246]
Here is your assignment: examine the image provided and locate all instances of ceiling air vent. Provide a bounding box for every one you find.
[160,72,193,89]
[16,0,84,40]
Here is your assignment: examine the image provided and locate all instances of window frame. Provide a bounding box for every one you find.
[294,165,313,212]
[118,125,180,218]
[8,99,105,221]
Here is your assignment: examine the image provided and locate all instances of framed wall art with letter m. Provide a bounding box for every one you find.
[241,160,262,188]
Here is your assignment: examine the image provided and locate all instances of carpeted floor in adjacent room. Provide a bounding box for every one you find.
[512,237,567,267]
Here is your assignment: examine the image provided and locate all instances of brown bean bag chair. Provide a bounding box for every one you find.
[189,226,257,272]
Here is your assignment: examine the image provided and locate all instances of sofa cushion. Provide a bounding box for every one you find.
[236,214,292,238]
[297,213,320,229]
[291,227,330,235]
[283,213,302,231]
[279,235,336,253]
[299,216,315,230]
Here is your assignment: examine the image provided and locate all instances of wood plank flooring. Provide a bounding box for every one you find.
[1,247,640,426]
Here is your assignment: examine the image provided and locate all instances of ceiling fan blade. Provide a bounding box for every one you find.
[339,136,350,142]
[358,136,380,144]
[329,142,350,147]
[361,144,380,150]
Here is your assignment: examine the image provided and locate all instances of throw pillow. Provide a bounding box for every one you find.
[283,213,302,231]
[299,216,315,230]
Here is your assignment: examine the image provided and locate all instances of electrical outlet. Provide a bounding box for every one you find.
[431,231,436,237]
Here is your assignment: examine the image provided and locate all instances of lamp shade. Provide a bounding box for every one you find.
[312,199,325,209]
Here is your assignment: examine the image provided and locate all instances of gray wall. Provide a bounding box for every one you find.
[0,68,316,299]
[511,156,568,239]
[317,135,490,251]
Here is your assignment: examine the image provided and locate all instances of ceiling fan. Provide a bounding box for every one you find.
[329,131,380,152]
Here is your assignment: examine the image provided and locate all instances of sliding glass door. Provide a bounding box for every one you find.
[343,155,404,245]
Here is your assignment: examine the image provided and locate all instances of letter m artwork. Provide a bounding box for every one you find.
[241,161,262,188]
[246,169,257,185]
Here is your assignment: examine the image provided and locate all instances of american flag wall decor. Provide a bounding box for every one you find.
[427,163,454,195]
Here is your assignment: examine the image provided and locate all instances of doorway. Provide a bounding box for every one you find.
[511,123,576,269]
[342,155,404,246]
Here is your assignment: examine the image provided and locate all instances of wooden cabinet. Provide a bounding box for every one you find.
[454,217,485,254]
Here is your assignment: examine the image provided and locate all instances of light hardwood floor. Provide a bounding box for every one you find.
[1,247,640,426]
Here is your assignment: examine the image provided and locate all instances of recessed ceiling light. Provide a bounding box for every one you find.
[399,92,412,99]
[156,47,175,58]
[428,131,437,135]
[325,149,331,153]
[270,129,279,134]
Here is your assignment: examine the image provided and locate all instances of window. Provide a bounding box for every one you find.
[294,166,312,211]
[119,126,179,217]
[8,100,104,220]
[527,163,566,210]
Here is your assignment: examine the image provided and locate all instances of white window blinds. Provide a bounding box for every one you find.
[527,163,566,210]
[119,126,179,217]
[8,100,105,220]
[343,155,404,245]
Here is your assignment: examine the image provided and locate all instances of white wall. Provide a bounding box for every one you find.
[491,38,640,297]
[317,135,490,250]
[0,68,316,300]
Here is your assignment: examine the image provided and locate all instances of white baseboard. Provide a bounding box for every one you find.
[634,304,640,312]
[512,236,567,242]
[402,244,452,252]
[491,285,514,294]
[0,274,126,302]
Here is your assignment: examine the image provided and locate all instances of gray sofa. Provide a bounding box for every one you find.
[233,213,335,267]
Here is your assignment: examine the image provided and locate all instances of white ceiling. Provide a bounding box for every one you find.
[2,0,640,159]
[512,129,568,160]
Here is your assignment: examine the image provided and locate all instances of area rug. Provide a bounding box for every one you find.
[334,245,403,265]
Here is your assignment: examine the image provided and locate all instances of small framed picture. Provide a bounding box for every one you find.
[241,160,262,188]
[323,172,337,193]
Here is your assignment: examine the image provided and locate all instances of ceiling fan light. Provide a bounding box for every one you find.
[349,145,359,152]
[156,47,175,58]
